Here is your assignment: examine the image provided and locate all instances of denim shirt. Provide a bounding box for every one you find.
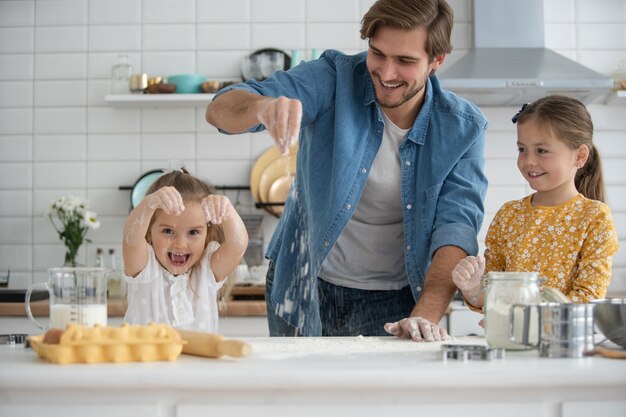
[214,50,488,336]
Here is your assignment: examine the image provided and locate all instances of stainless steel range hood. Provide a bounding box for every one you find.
[438,0,612,106]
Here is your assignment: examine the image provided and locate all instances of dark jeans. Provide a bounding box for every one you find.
[265,262,415,336]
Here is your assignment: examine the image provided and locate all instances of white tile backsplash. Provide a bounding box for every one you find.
[0,1,35,27]
[0,55,34,80]
[87,107,141,133]
[251,0,304,22]
[88,134,141,160]
[35,80,87,107]
[0,191,32,216]
[34,134,87,161]
[0,109,33,134]
[34,53,87,79]
[143,0,195,23]
[86,161,140,188]
[35,0,87,25]
[0,82,34,108]
[88,0,142,24]
[142,24,196,51]
[0,162,33,189]
[197,24,251,50]
[251,23,306,50]
[0,28,34,53]
[0,0,623,294]
[89,25,142,51]
[141,133,195,159]
[35,26,87,53]
[196,0,251,22]
[306,0,360,22]
[0,218,32,244]
[141,108,196,132]
[0,135,33,161]
[34,108,86,133]
[34,162,87,188]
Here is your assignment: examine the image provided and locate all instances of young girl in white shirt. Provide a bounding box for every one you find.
[122,168,248,332]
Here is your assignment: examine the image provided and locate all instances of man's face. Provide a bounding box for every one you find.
[366,26,444,112]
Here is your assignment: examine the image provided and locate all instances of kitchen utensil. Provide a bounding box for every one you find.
[441,344,505,362]
[593,298,626,348]
[241,48,290,82]
[510,302,595,358]
[0,334,27,345]
[177,329,251,358]
[129,73,148,93]
[167,74,207,94]
[258,155,296,204]
[484,272,541,350]
[249,145,298,203]
[25,267,108,330]
[130,169,163,208]
[266,173,294,216]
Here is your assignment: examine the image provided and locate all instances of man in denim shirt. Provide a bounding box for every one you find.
[206,0,488,340]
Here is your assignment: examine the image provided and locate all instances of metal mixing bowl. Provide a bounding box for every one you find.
[594,298,626,348]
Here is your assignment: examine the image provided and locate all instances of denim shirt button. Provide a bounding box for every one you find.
[360,168,367,174]
[345,203,351,210]
[416,286,422,292]
[323,240,330,247]
[405,160,411,166]
[406,204,412,210]
[406,245,411,250]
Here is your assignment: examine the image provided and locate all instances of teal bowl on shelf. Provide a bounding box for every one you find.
[167,74,207,94]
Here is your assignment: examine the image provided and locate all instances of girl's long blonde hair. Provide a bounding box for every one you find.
[145,168,235,301]
[515,95,606,203]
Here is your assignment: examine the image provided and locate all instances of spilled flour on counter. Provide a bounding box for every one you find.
[247,336,486,360]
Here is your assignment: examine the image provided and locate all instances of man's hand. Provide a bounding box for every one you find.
[257,96,302,155]
[384,317,449,342]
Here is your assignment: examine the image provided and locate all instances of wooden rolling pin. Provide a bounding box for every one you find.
[176,329,252,359]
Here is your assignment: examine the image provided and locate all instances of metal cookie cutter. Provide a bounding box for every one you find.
[441,344,505,362]
[0,334,28,346]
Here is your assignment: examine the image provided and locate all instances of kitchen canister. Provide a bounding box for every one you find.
[484,272,541,350]
[510,302,595,358]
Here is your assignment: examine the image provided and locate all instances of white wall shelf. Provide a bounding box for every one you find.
[105,93,215,108]
[606,90,626,106]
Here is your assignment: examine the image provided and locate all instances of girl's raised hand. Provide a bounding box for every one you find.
[145,186,185,215]
[202,195,233,224]
[451,255,485,295]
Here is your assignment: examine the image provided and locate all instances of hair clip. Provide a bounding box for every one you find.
[162,160,186,175]
[511,103,529,124]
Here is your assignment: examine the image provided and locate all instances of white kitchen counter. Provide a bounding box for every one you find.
[1,336,625,417]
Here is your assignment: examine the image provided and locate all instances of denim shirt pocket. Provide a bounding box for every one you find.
[421,182,443,239]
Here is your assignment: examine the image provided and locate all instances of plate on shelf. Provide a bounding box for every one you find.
[250,145,298,203]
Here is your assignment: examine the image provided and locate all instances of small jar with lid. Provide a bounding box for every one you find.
[484,272,541,350]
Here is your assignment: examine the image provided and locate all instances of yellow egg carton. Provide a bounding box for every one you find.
[28,323,185,364]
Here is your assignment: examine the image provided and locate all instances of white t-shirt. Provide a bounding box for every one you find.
[123,241,225,333]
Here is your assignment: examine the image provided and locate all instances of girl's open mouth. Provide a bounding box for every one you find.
[168,252,190,266]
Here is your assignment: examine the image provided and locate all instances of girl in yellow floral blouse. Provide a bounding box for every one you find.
[452,95,619,310]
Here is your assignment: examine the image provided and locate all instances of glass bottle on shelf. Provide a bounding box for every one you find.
[111,54,133,94]
[107,248,126,298]
[95,247,104,267]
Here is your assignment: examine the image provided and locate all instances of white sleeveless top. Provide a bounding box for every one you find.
[123,241,225,333]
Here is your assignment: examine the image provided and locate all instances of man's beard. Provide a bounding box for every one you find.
[376,82,423,109]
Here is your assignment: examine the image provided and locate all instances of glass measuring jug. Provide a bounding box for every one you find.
[484,272,541,350]
[25,267,108,330]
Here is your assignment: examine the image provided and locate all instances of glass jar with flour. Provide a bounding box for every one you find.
[484,272,541,350]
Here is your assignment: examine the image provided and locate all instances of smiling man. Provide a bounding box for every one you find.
[205,0,488,341]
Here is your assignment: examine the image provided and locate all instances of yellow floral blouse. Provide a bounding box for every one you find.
[484,193,619,302]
